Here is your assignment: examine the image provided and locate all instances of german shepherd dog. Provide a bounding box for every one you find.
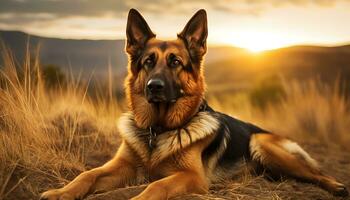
[41,9,349,200]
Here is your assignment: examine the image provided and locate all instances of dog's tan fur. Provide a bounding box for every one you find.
[41,9,348,200]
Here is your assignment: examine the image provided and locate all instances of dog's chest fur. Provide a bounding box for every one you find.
[117,112,220,167]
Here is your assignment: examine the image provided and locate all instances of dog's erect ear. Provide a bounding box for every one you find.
[178,9,208,62]
[126,9,155,57]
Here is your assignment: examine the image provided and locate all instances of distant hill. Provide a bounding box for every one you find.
[205,44,350,93]
[0,30,127,76]
[1,30,350,93]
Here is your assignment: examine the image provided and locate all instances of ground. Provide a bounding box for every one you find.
[5,143,350,200]
[85,143,350,200]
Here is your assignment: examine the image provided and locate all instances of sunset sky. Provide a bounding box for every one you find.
[1,0,350,51]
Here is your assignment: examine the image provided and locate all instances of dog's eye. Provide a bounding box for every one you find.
[144,58,154,66]
[171,59,181,67]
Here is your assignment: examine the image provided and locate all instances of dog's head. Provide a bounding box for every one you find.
[124,9,207,129]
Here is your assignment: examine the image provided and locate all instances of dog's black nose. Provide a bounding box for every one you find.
[147,79,165,92]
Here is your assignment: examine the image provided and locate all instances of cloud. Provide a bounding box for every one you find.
[0,0,129,17]
[1,0,347,18]
[0,0,349,39]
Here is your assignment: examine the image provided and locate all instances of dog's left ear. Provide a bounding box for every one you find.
[178,9,208,62]
[126,9,155,57]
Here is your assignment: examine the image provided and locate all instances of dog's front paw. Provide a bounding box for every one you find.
[40,189,76,200]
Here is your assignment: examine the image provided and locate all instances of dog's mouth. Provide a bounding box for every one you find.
[145,86,182,104]
[147,94,178,104]
[147,95,167,103]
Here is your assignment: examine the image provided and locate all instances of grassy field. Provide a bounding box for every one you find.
[0,48,349,200]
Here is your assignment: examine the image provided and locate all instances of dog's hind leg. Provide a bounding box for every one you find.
[249,133,348,197]
[40,141,139,200]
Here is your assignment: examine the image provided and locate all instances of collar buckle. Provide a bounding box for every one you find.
[149,127,157,149]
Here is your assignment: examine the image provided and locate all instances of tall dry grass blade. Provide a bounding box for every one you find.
[107,57,113,104]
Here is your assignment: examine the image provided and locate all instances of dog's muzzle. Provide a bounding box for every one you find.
[146,78,182,103]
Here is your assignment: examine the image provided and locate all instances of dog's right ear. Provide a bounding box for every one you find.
[126,9,155,57]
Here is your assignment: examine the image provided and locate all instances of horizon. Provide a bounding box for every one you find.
[1,0,350,52]
[1,29,350,53]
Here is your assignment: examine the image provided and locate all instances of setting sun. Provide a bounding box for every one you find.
[219,31,297,52]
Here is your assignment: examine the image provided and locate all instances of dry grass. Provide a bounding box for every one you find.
[208,78,350,150]
[0,46,349,199]
[0,46,121,199]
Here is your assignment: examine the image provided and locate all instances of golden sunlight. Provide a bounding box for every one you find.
[221,31,298,52]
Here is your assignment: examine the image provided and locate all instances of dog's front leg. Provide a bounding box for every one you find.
[40,141,138,200]
[131,171,208,200]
